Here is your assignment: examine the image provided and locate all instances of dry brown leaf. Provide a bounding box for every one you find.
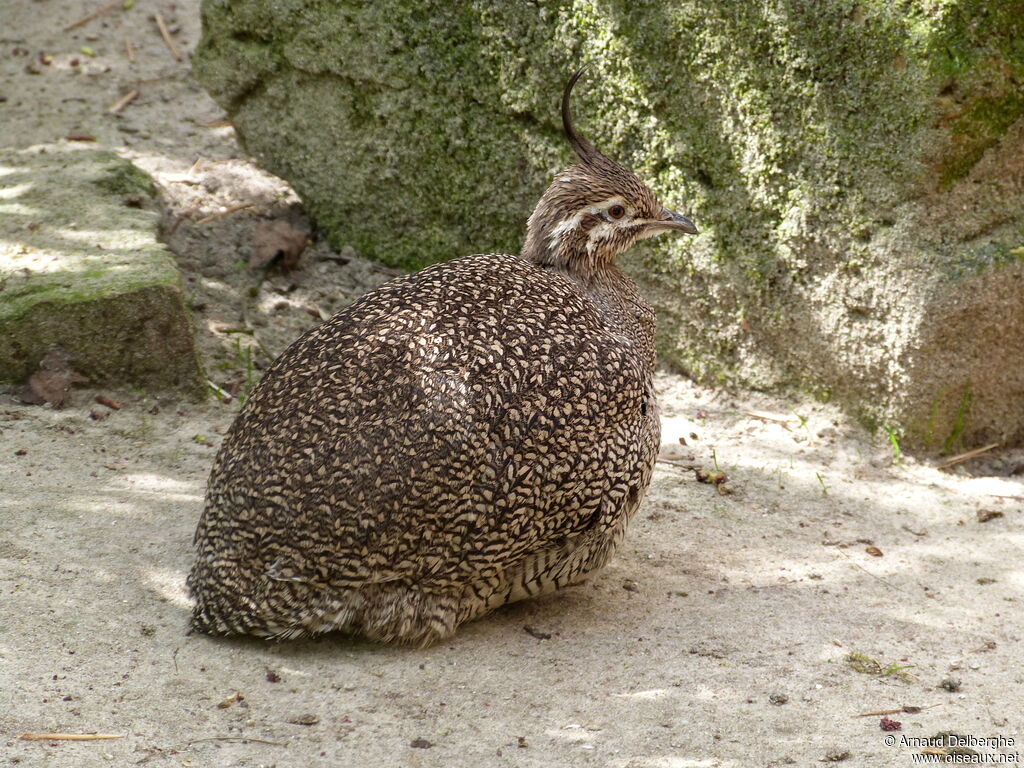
[217,692,244,708]
[249,220,308,270]
[20,347,86,407]
[976,509,1004,523]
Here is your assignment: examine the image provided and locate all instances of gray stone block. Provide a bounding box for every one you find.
[0,147,204,396]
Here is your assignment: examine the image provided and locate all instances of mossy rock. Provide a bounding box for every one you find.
[0,146,204,395]
[194,0,1024,452]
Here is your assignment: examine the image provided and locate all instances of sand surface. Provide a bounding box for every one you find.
[2,2,1023,766]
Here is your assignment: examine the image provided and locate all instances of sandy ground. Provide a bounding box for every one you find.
[2,2,1023,767]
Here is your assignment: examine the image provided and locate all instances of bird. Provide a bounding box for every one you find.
[187,67,698,645]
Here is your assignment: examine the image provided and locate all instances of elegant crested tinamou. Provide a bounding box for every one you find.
[188,68,698,645]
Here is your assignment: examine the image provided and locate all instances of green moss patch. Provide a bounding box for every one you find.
[0,147,204,394]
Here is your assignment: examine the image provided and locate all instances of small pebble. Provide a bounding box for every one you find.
[769,692,789,705]
[823,749,852,762]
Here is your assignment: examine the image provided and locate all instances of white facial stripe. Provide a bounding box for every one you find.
[549,197,643,252]
[586,221,614,254]
[548,211,585,248]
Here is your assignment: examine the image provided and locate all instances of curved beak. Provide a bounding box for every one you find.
[649,207,698,235]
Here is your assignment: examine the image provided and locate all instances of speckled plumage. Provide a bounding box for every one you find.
[188,69,697,644]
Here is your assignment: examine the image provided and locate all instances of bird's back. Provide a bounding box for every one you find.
[188,252,660,643]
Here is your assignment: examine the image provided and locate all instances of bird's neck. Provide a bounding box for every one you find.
[523,219,655,367]
[522,231,592,277]
[522,218,646,316]
[522,208,609,281]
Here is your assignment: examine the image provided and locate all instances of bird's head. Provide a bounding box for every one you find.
[522,67,698,275]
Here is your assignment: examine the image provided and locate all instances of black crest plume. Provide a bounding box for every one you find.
[562,65,601,164]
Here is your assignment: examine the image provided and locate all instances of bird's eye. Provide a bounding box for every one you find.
[608,205,626,220]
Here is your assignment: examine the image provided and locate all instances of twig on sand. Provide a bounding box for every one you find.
[186,736,288,747]
[18,732,123,741]
[95,395,123,410]
[195,204,254,225]
[137,735,287,764]
[165,199,201,236]
[832,547,908,595]
[369,263,406,277]
[124,37,136,62]
[207,379,233,403]
[656,457,698,469]
[936,442,1000,470]
[854,704,941,717]
[108,89,139,114]
[153,12,183,61]
[741,410,796,427]
[64,0,122,32]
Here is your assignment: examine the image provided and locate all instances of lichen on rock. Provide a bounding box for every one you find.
[194,0,1024,452]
